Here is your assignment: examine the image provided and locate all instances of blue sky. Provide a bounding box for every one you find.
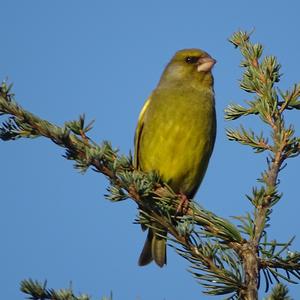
[0,1,300,299]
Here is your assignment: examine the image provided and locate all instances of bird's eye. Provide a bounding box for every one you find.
[185,56,199,64]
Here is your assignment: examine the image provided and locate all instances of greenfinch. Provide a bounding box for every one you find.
[134,49,216,267]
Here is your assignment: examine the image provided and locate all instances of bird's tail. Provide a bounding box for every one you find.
[138,228,167,267]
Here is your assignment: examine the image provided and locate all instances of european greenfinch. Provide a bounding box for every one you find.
[134,49,216,267]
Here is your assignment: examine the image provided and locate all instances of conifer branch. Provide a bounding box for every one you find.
[265,283,291,300]
[227,30,300,299]
[20,279,112,300]
[0,81,244,298]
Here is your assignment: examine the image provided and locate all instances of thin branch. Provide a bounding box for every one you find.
[0,83,244,297]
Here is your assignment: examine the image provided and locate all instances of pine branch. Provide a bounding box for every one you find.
[264,283,291,300]
[226,126,271,153]
[227,30,300,299]
[20,279,112,300]
[225,101,259,120]
[0,82,244,298]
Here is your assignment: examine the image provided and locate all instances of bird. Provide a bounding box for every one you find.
[134,48,216,267]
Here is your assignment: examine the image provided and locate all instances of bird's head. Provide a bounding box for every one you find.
[159,49,216,88]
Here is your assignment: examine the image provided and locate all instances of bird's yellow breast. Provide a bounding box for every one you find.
[136,86,216,198]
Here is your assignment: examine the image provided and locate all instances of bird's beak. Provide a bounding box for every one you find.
[196,56,216,72]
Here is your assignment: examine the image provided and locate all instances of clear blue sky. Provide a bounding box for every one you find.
[1,1,300,299]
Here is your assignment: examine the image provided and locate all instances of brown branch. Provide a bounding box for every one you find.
[260,258,300,271]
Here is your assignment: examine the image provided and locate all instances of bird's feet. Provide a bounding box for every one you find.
[175,193,190,215]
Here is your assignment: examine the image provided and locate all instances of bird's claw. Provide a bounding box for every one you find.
[175,193,190,215]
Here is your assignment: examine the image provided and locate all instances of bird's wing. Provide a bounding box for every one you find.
[134,96,151,168]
